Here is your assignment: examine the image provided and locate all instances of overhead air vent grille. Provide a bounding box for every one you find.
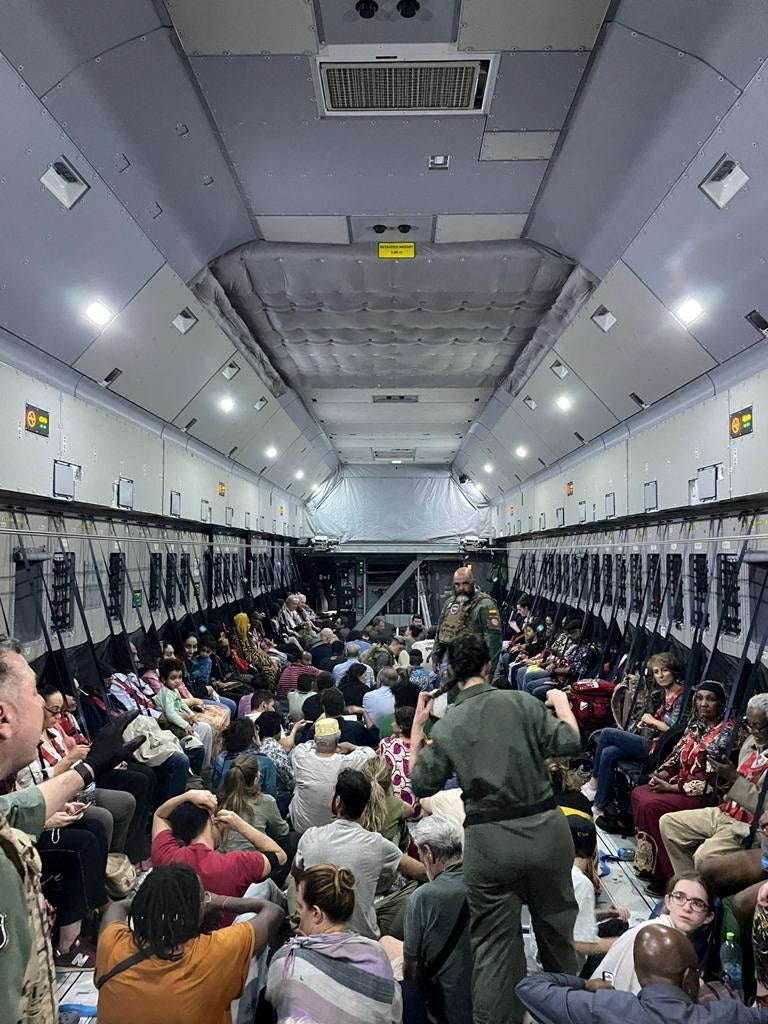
[319,59,490,115]
[371,394,418,403]
[372,449,416,461]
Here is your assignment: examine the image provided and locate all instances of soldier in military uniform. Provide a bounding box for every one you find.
[411,635,581,1024]
[431,566,502,675]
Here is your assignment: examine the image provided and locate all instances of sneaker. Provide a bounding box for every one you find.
[644,878,667,898]
[54,940,96,971]
[580,781,598,801]
[595,814,624,834]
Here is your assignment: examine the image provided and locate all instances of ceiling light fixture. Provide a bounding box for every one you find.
[295,470,305,480]
[556,395,572,412]
[391,459,403,464]
[265,446,277,459]
[676,297,704,325]
[355,0,378,18]
[483,463,493,473]
[84,300,113,326]
[591,304,616,332]
[699,154,749,209]
[254,397,268,412]
[522,395,537,411]
[219,396,235,413]
[515,446,528,458]
[428,155,450,170]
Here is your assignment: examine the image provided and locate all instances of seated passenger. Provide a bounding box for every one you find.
[334,643,376,687]
[216,753,289,847]
[590,874,715,993]
[359,755,413,845]
[632,681,729,894]
[254,710,296,794]
[581,652,685,817]
[363,667,399,728]
[150,789,286,921]
[408,649,430,690]
[294,769,425,940]
[378,707,422,820]
[154,657,213,771]
[289,717,375,833]
[267,864,402,1023]
[288,672,316,722]
[211,717,277,796]
[339,661,372,708]
[660,693,768,877]
[95,863,284,1024]
[277,649,319,699]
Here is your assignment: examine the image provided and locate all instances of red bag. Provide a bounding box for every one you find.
[231,651,250,673]
[569,679,616,734]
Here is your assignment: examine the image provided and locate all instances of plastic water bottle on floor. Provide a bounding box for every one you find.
[720,931,743,996]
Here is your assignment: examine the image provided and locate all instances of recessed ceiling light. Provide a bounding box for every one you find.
[550,360,569,380]
[84,300,113,326]
[221,361,240,381]
[676,298,704,325]
[515,446,528,458]
[591,305,616,332]
[556,395,572,412]
[428,154,450,170]
[254,396,268,412]
[295,470,305,480]
[219,395,235,413]
[172,307,198,334]
[483,463,493,473]
[391,459,403,464]
[265,446,277,459]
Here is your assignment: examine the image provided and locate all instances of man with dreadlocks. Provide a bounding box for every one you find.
[95,863,284,1024]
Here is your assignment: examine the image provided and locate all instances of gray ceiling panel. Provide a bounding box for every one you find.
[525,22,740,277]
[623,67,768,364]
[489,51,586,131]
[43,30,254,281]
[0,0,162,95]
[480,132,559,161]
[554,261,716,420]
[435,214,527,242]
[458,0,610,52]
[166,0,319,55]
[0,55,164,365]
[192,55,548,216]
[616,0,768,89]
[317,0,459,46]
[74,264,236,420]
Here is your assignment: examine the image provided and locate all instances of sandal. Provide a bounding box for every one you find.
[54,939,96,971]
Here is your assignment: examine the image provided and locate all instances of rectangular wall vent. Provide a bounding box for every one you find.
[746,309,768,336]
[221,361,240,381]
[41,157,89,209]
[522,395,537,411]
[372,448,416,461]
[372,394,419,403]
[591,305,616,332]
[550,360,568,380]
[99,367,122,388]
[699,154,749,209]
[319,59,491,115]
[172,307,198,334]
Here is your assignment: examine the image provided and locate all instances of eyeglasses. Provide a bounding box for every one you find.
[669,890,709,914]
[44,707,64,716]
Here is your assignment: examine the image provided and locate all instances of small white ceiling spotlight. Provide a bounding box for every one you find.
[219,395,235,413]
[676,297,704,325]
[84,300,113,326]
[483,463,493,473]
[515,445,528,458]
[295,470,305,480]
[556,395,573,412]
[265,446,278,459]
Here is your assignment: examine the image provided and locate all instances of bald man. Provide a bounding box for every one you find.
[517,924,768,1023]
[432,567,502,675]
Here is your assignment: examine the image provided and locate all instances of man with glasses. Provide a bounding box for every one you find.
[660,693,768,877]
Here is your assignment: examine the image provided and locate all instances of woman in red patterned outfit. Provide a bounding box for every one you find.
[377,707,421,820]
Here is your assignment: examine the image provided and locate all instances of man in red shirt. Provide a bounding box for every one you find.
[277,651,319,699]
[151,790,287,922]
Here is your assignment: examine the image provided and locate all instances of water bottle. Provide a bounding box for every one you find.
[616,847,635,861]
[720,932,743,995]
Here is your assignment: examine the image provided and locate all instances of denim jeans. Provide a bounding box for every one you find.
[593,728,649,808]
[203,695,237,717]
[521,667,551,695]
[152,750,191,801]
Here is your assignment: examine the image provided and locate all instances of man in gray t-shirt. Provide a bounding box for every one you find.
[294,768,426,938]
[403,816,473,1024]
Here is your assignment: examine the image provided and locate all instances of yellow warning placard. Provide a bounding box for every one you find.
[378,242,415,259]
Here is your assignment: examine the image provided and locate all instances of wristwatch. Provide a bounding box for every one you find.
[69,759,95,787]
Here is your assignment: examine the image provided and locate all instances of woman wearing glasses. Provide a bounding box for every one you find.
[590,874,715,992]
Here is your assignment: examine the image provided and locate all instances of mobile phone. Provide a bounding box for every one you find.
[602,971,614,984]
[68,802,87,814]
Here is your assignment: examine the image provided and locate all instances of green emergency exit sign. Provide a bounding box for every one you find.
[132,589,143,609]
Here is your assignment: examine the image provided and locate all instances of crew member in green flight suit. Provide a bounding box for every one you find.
[412,634,581,1024]
[431,566,502,677]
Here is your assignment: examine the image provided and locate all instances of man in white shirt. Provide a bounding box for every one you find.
[389,637,410,670]
[332,643,375,688]
[294,767,426,939]
[362,667,398,727]
[288,717,374,834]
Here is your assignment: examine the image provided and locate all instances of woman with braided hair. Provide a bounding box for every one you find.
[94,863,284,1024]
[266,863,402,1023]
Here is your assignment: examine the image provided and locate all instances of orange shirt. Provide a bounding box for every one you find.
[95,921,255,1024]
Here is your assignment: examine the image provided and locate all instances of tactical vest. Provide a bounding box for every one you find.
[0,813,57,1024]
[436,597,484,646]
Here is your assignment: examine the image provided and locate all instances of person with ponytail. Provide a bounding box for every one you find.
[359,755,412,845]
[95,863,284,1024]
[410,634,582,1024]
[217,753,289,849]
[266,864,402,1023]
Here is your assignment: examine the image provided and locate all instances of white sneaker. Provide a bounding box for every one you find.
[580,781,597,801]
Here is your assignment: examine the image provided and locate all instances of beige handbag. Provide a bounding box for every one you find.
[105,852,138,899]
[121,714,181,767]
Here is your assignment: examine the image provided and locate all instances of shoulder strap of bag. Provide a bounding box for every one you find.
[424,899,470,978]
[95,949,153,989]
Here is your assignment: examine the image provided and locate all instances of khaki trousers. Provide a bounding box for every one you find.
[659,805,751,877]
